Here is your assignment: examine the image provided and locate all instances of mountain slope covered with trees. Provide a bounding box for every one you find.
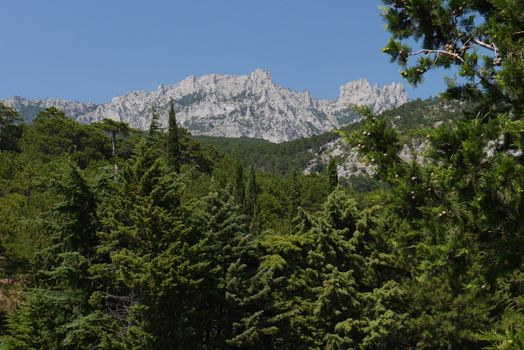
[1,0,523,349]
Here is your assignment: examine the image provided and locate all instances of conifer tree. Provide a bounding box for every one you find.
[233,160,245,206]
[289,170,301,214]
[4,164,118,349]
[98,119,130,160]
[93,140,210,349]
[337,2,524,346]
[245,165,260,233]
[189,186,248,347]
[148,104,161,138]
[0,102,21,150]
[167,99,181,172]
[381,0,524,115]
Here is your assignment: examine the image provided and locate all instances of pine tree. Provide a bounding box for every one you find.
[290,170,301,214]
[167,99,181,172]
[343,2,524,347]
[98,119,130,159]
[0,102,22,150]
[381,0,524,115]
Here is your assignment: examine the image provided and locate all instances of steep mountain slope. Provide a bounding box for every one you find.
[304,97,467,178]
[3,69,407,142]
[196,97,467,178]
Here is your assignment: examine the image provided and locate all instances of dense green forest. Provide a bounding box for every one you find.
[1,1,524,349]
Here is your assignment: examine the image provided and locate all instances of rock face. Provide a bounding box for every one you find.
[304,138,374,178]
[3,96,97,123]
[304,136,428,179]
[3,69,408,143]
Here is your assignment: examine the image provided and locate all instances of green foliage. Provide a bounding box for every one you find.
[342,106,403,180]
[20,107,112,168]
[381,0,524,114]
[94,118,131,158]
[0,102,23,152]
[233,160,245,206]
[148,104,161,138]
[2,2,523,347]
[167,99,181,172]
[195,133,340,176]
[328,158,338,190]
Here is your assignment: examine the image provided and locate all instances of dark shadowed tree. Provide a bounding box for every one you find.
[167,99,181,172]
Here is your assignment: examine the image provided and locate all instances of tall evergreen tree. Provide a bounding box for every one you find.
[233,160,245,206]
[93,140,210,349]
[98,119,130,159]
[4,164,119,349]
[0,102,22,151]
[97,118,130,174]
[381,0,524,115]
[245,165,260,233]
[189,186,248,347]
[148,104,161,138]
[288,170,301,223]
[167,99,181,172]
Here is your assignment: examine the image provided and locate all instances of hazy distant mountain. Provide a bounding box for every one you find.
[3,96,97,123]
[3,69,407,143]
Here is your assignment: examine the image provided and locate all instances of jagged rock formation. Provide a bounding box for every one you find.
[3,69,407,142]
[3,96,97,123]
[304,136,427,179]
[304,138,373,178]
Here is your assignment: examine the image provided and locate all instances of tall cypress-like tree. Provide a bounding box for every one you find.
[245,165,260,233]
[167,99,181,172]
[148,104,161,138]
[233,160,245,206]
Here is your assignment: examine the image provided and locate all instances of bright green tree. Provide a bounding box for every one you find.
[148,104,161,138]
[4,164,119,349]
[93,140,210,349]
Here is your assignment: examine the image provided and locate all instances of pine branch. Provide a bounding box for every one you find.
[409,49,465,63]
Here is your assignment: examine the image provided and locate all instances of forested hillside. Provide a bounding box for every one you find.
[195,96,468,176]
[1,1,523,349]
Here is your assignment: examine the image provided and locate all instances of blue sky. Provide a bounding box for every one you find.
[1,0,450,103]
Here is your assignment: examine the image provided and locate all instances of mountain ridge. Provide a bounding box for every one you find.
[3,69,408,142]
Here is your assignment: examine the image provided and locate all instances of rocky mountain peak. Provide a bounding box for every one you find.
[3,69,408,142]
[250,68,272,82]
[338,79,373,105]
[337,79,407,114]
